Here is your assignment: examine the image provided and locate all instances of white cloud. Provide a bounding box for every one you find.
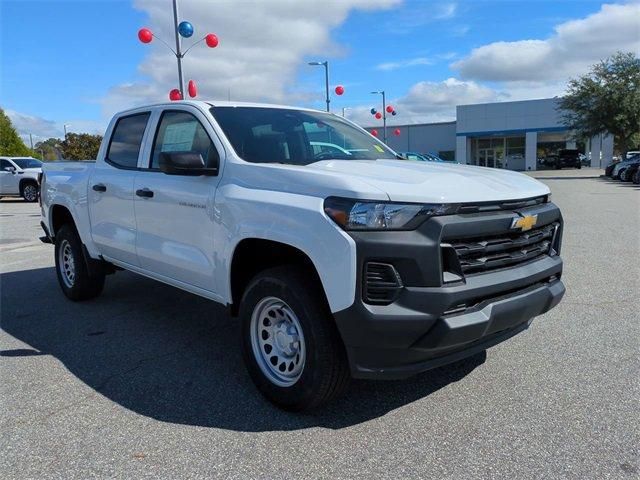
[5,109,105,146]
[101,0,399,117]
[375,57,434,71]
[348,78,502,126]
[434,2,457,20]
[452,2,640,82]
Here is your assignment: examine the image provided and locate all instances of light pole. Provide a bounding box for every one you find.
[371,91,387,143]
[308,61,330,112]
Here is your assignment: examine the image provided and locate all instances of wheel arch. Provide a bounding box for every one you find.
[50,204,77,237]
[228,238,327,317]
[19,177,38,193]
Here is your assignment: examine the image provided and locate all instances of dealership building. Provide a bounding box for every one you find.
[368,98,613,171]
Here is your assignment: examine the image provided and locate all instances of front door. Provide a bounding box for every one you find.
[0,159,19,194]
[88,112,151,266]
[133,108,223,293]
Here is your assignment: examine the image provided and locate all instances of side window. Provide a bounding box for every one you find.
[1,159,13,170]
[106,113,150,169]
[150,111,219,169]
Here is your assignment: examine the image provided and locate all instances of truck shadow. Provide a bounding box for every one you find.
[1,266,485,432]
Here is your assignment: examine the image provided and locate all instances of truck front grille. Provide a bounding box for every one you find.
[444,222,559,275]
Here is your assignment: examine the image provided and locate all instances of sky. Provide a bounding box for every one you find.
[1,0,639,145]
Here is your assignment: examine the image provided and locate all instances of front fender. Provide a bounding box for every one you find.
[215,184,356,313]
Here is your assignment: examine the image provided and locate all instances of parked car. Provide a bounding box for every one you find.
[619,157,640,182]
[611,154,640,179]
[579,153,590,167]
[554,149,581,169]
[626,151,640,159]
[40,101,565,410]
[400,152,457,164]
[0,156,42,202]
[399,151,432,161]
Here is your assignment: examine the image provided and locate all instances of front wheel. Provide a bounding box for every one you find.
[240,266,350,411]
[21,182,38,202]
[54,224,105,301]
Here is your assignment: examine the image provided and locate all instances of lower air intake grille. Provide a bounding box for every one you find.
[363,262,403,305]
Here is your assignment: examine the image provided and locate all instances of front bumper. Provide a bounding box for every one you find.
[333,201,565,380]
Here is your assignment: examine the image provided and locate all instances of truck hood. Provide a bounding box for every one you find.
[306,159,549,203]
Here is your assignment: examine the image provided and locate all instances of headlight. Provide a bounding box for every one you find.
[324,197,459,231]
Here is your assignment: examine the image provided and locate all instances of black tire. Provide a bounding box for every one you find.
[633,170,640,184]
[21,181,39,202]
[240,266,350,411]
[617,169,626,181]
[576,163,582,169]
[54,224,105,301]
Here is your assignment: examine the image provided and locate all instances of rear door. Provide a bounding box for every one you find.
[88,112,151,266]
[133,106,224,294]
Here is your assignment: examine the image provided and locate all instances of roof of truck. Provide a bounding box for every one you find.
[115,100,328,117]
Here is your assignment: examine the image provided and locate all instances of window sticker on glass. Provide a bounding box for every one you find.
[162,122,197,152]
[373,144,384,153]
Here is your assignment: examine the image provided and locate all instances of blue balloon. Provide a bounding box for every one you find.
[392,110,397,116]
[370,108,377,115]
[178,21,194,38]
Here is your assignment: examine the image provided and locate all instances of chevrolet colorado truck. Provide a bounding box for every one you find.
[40,101,565,410]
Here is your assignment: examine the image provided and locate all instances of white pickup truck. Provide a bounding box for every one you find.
[40,101,565,410]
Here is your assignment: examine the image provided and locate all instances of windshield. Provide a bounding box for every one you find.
[12,158,42,169]
[210,106,398,165]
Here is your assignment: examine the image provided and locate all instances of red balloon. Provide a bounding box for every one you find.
[394,128,401,136]
[205,33,219,48]
[386,105,394,113]
[371,129,378,137]
[375,112,382,119]
[335,85,345,96]
[138,28,153,44]
[169,89,183,101]
[188,80,197,98]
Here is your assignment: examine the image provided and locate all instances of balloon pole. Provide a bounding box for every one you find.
[324,62,330,112]
[382,90,387,143]
[172,0,185,98]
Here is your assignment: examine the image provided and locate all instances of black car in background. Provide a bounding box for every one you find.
[620,158,640,182]
[554,149,581,169]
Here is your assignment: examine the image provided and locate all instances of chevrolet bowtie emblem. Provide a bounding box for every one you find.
[511,214,538,232]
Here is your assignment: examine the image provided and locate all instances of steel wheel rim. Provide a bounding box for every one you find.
[24,185,37,201]
[58,240,76,288]
[250,296,306,387]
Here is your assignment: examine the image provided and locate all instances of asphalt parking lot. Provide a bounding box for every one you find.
[1,169,638,479]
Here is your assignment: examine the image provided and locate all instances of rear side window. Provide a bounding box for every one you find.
[106,113,150,168]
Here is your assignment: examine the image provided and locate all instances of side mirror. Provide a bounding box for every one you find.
[159,151,218,176]
[4,166,16,173]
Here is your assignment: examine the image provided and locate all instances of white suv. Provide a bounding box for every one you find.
[0,157,42,202]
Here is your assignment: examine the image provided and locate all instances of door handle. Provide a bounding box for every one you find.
[136,188,154,198]
[92,184,107,192]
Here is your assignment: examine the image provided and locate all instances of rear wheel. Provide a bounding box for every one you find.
[54,224,105,301]
[21,182,38,202]
[240,266,350,411]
